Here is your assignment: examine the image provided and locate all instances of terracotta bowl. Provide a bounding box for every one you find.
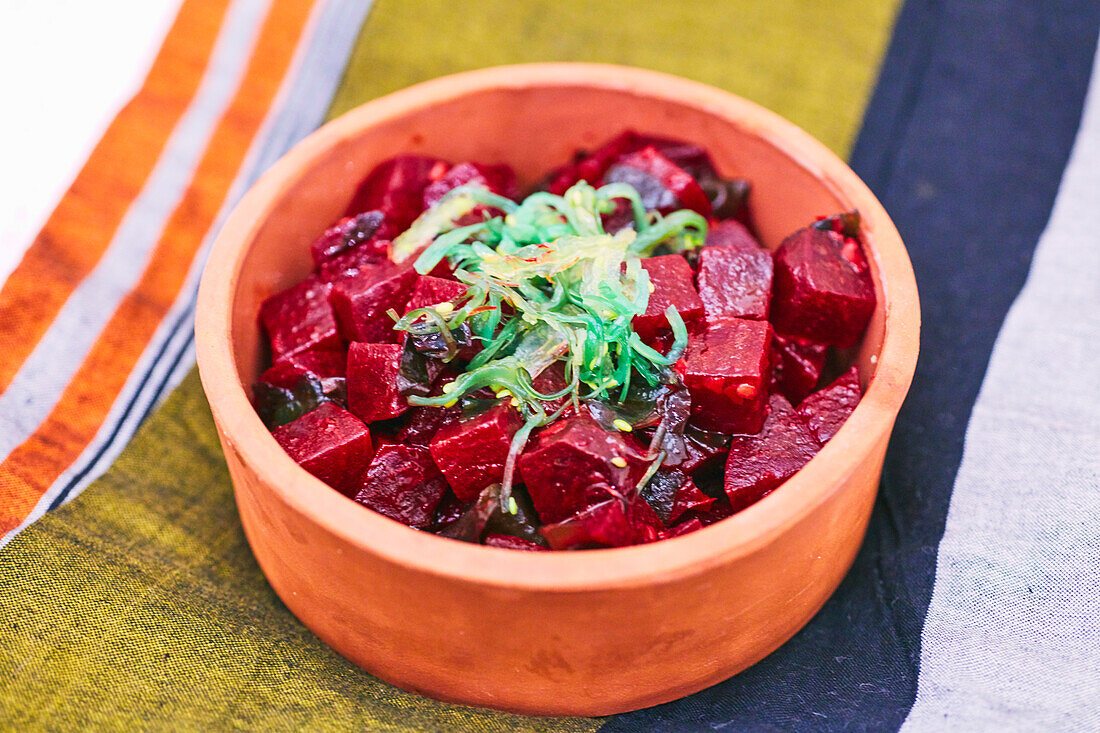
[195,63,919,716]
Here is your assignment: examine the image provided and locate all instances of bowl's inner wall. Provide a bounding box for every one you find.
[229,83,886,393]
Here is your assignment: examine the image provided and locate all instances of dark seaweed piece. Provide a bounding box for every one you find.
[396,337,445,397]
[252,374,345,430]
[811,209,862,239]
[482,485,547,546]
[311,210,385,263]
[649,385,692,465]
[639,469,680,524]
[584,375,669,431]
[408,321,475,362]
[438,483,547,547]
[702,178,751,221]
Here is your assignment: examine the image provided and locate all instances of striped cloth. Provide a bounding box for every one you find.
[1,0,1097,729]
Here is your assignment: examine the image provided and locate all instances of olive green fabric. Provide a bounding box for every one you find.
[0,372,594,731]
[0,1,899,729]
[331,0,900,157]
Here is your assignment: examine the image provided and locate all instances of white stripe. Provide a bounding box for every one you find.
[0,0,183,283]
[902,34,1100,732]
[0,0,272,461]
[1,0,378,546]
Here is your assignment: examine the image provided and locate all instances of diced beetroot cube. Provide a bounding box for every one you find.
[547,130,643,194]
[422,161,520,208]
[484,534,550,551]
[259,277,341,359]
[531,361,571,414]
[769,333,828,405]
[431,489,468,531]
[353,444,448,529]
[725,395,821,512]
[346,342,408,422]
[547,131,717,196]
[539,495,663,550]
[694,498,735,526]
[345,155,450,239]
[633,255,704,343]
[705,218,760,250]
[796,366,862,444]
[429,403,524,502]
[272,402,372,497]
[404,275,468,313]
[770,227,876,347]
[258,348,346,391]
[518,414,649,523]
[696,240,773,322]
[659,517,704,540]
[680,318,772,434]
[395,404,462,446]
[640,469,714,525]
[309,211,386,267]
[317,242,388,284]
[329,261,418,343]
[670,476,715,523]
[604,146,712,217]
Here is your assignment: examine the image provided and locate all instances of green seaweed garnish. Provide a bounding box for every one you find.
[392,181,706,505]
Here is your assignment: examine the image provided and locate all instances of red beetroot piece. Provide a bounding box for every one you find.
[404,275,468,313]
[258,348,345,390]
[431,489,468,531]
[395,404,462,447]
[429,402,524,502]
[633,255,704,344]
[309,210,386,267]
[329,260,418,343]
[518,414,649,523]
[694,499,735,526]
[770,226,875,347]
[422,161,520,208]
[659,517,704,540]
[346,342,408,422]
[539,495,664,550]
[272,402,372,497]
[603,146,712,217]
[725,394,821,512]
[531,361,571,414]
[353,444,448,529]
[696,239,773,322]
[317,242,387,284]
[680,318,773,434]
[547,131,716,196]
[344,155,450,239]
[796,366,862,444]
[259,277,341,359]
[484,534,550,551]
[705,218,760,250]
[769,333,828,405]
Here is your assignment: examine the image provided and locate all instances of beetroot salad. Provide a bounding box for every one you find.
[253,131,876,550]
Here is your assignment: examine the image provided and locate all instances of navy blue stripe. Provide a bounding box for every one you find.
[603,2,1100,730]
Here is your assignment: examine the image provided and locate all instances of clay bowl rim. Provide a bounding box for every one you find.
[196,62,920,593]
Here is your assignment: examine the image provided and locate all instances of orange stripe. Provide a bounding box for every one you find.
[0,0,317,532]
[0,0,231,395]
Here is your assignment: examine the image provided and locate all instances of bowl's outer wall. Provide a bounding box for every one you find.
[196,65,918,716]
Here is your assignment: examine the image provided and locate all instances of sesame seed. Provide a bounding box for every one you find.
[612,419,633,432]
[611,456,628,468]
[434,302,454,315]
